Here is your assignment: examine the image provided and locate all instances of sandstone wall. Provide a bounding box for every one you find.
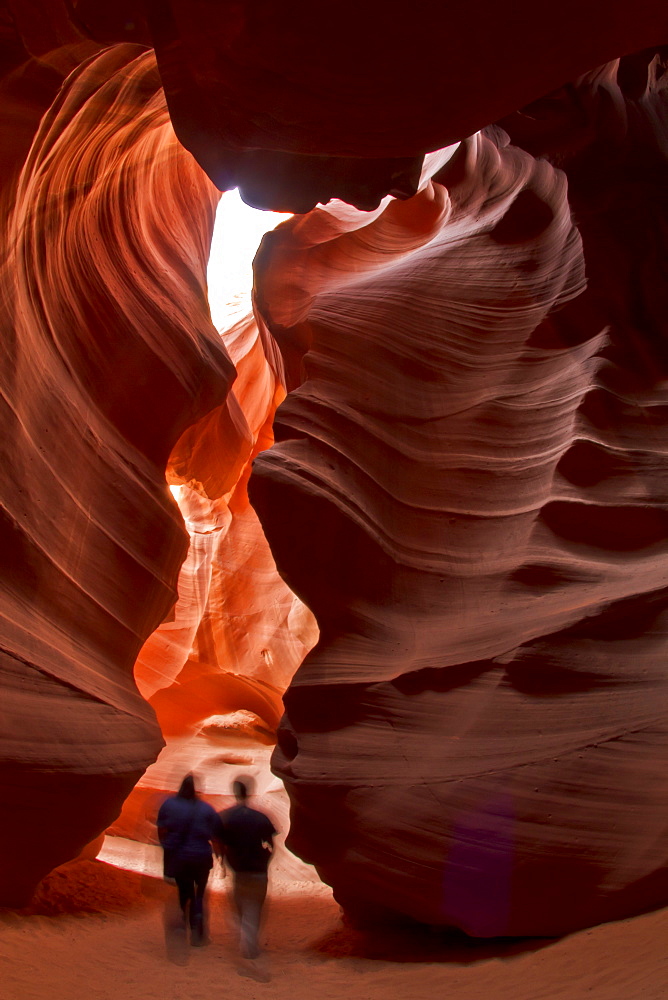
[1,3,667,932]
[0,42,231,904]
[251,60,668,934]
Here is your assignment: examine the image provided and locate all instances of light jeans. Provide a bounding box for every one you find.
[232,871,268,959]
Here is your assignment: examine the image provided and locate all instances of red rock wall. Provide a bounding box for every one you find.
[1,2,668,935]
[149,0,668,210]
[133,309,317,741]
[0,42,233,905]
[250,59,668,935]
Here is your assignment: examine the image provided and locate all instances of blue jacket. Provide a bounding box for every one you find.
[157,796,219,864]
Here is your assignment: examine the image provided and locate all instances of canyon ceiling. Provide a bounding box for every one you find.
[1,0,668,937]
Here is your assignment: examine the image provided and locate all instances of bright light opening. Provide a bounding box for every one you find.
[207,188,291,330]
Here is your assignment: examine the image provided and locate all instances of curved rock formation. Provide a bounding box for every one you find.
[146,309,316,733]
[0,42,232,904]
[250,58,668,935]
[2,1,668,937]
[147,0,668,211]
[118,308,317,843]
[0,16,316,903]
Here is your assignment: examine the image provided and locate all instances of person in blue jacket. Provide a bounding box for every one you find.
[157,773,220,947]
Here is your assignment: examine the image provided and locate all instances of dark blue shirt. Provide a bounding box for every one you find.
[218,804,277,873]
[157,796,219,864]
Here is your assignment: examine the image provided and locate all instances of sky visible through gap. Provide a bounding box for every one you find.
[207,188,291,330]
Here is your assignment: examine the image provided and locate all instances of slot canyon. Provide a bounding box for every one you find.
[1,0,668,972]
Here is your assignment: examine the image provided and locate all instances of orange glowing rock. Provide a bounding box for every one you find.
[2,3,668,936]
[133,308,318,742]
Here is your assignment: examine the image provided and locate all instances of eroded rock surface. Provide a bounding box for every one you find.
[0,12,318,903]
[251,59,668,935]
[117,306,317,845]
[147,0,668,211]
[0,42,232,904]
[134,310,317,740]
[1,2,667,935]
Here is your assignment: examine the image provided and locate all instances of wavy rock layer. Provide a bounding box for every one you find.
[155,310,315,732]
[115,309,317,842]
[3,4,668,934]
[0,44,233,905]
[251,61,668,935]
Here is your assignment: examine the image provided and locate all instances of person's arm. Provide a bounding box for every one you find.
[262,817,277,857]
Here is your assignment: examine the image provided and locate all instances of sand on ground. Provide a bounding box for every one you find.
[1,839,667,1000]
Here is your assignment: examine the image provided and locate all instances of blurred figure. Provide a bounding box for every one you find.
[217,777,277,967]
[157,773,219,959]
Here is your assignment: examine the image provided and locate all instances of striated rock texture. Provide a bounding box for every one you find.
[108,309,317,867]
[115,308,317,844]
[0,42,233,904]
[251,56,668,936]
[0,7,318,904]
[2,0,668,935]
[134,309,316,740]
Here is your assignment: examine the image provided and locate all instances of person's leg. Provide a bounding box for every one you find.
[165,868,192,965]
[190,863,211,945]
[174,871,193,919]
[231,871,244,927]
[234,873,268,959]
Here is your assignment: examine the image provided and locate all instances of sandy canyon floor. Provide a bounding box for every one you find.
[1,841,667,1000]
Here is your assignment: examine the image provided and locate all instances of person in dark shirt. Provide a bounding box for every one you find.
[217,777,277,961]
[157,773,219,949]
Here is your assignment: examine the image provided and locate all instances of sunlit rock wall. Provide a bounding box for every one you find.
[2,0,668,934]
[138,310,316,735]
[251,57,668,935]
[0,43,233,905]
[115,309,317,844]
